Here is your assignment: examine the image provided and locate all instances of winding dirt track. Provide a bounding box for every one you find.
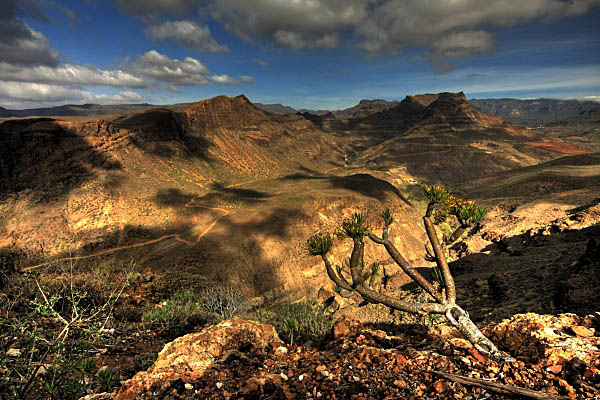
[21,194,233,271]
[20,166,344,272]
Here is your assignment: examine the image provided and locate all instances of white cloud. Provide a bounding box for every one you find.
[239,75,255,84]
[210,74,238,85]
[123,50,210,86]
[431,31,495,58]
[273,31,338,50]
[0,81,144,109]
[256,58,269,68]
[121,50,254,87]
[145,20,229,53]
[0,62,147,88]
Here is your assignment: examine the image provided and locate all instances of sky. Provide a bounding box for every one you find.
[1,0,600,110]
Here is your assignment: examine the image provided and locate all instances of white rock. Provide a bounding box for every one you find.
[6,348,21,357]
[215,382,224,389]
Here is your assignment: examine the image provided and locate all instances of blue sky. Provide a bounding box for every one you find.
[1,0,599,110]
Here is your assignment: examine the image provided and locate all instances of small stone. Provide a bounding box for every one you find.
[298,374,304,381]
[393,379,407,388]
[215,382,223,389]
[449,338,473,350]
[568,325,594,337]
[433,379,448,393]
[352,376,360,382]
[548,365,563,374]
[275,346,288,355]
[6,348,21,357]
[184,383,193,390]
[320,370,330,378]
[280,372,288,381]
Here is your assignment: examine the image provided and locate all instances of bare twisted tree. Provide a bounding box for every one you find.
[307,184,512,362]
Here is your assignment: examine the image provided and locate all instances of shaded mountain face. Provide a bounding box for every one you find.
[349,92,520,138]
[254,103,297,115]
[546,107,600,127]
[469,98,600,126]
[334,99,400,120]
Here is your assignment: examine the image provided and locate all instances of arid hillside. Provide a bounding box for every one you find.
[1,93,596,300]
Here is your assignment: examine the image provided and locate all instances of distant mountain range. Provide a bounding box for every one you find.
[0,103,153,118]
[3,97,599,128]
[254,98,600,127]
[469,98,600,126]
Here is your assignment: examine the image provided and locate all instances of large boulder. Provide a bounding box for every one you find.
[486,313,599,368]
[114,318,282,400]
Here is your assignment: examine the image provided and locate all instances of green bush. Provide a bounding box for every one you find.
[257,300,333,346]
[143,291,203,334]
[148,270,213,299]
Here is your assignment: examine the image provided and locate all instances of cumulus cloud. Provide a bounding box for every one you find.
[145,20,229,53]
[239,75,255,84]
[0,81,144,108]
[0,0,60,67]
[122,50,253,87]
[113,0,600,63]
[122,50,210,86]
[0,62,147,88]
[273,31,338,50]
[210,74,238,85]
[431,31,495,58]
[355,0,600,54]
[211,0,364,49]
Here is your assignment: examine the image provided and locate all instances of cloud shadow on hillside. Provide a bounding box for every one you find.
[16,203,310,299]
[0,118,123,201]
[281,172,411,205]
[114,109,213,162]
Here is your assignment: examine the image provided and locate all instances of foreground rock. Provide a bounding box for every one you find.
[87,313,600,399]
[114,318,282,400]
[487,313,600,368]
